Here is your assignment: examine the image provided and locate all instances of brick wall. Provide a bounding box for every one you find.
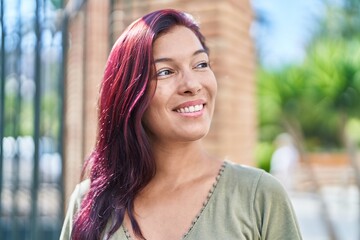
[64,0,256,200]
[64,10,86,202]
[64,0,110,203]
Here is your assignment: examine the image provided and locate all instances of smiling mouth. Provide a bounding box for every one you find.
[175,104,204,113]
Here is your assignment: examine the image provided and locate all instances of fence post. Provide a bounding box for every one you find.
[30,0,42,239]
[0,0,5,236]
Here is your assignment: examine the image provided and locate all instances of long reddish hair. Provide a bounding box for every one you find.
[72,9,208,240]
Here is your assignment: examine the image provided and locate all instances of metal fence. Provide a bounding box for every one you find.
[1,0,65,239]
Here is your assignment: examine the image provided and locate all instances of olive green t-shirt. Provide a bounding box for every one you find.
[60,161,302,240]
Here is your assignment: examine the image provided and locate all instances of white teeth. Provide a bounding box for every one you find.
[176,104,203,113]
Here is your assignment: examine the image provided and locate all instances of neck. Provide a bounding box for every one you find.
[151,140,210,184]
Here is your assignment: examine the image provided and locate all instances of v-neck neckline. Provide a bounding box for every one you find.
[122,161,228,240]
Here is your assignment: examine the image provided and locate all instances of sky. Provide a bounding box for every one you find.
[251,0,325,69]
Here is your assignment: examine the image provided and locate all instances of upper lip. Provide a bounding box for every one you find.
[173,99,206,111]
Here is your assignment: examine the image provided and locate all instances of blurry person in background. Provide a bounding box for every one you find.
[270,133,300,190]
[60,9,302,240]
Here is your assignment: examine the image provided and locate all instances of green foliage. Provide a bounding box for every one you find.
[41,92,60,136]
[50,0,63,9]
[257,0,360,151]
[306,39,360,115]
[4,92,17,136]
[3,86,60,138]
[346,118,360,146]
[255,142,275,172]
[313,0,360,41]
[257,37,360,151]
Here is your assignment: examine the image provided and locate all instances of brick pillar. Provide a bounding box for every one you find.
[83,0,110,157]
[64,10,86,203]
[208,0,257,166]
[64,0,110,202]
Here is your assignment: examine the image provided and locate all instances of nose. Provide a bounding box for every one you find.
[179,70,202,95]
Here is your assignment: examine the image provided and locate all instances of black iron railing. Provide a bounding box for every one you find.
[0,0,66,239]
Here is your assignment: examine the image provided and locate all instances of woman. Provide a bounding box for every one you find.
[60,9,302,240]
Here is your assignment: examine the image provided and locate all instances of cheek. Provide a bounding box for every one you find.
[213,77,218,94]
[142,87,165,130]
[143,79,158,115]
[142,99,158,129]
[142,107,160,138]
[207,72,217,97]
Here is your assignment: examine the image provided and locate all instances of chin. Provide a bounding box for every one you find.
[180,129,209,142]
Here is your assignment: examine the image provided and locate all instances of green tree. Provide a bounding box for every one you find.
[256,1,360,239]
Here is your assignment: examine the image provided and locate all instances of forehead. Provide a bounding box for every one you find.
[153,26,204,59]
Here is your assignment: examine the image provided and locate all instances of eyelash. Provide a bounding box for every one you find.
[156,61,210,78]
[157,69,174,77]
[195,61,209,69]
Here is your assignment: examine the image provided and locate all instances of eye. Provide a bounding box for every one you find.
[195,61,209,69]
[157,69,174,77]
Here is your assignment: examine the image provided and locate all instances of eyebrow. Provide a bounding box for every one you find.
[154,49,208,64]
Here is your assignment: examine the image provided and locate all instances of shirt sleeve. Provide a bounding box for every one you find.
[59,180,90,240]
[253,171,303,240]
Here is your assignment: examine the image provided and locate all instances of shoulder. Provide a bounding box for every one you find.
[60,179,90,240]
[73,179,91,200]
[67,178,91,215]
[224,161,264,178]
[224,161,285,192]
[222,161,289,204]
[220,161,302,239]
[67,179,90,209]
[223,161,266,189]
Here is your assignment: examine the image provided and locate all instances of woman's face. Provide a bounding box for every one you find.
[142,26,217,144]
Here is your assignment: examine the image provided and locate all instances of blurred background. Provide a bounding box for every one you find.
[0,0,359,239]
